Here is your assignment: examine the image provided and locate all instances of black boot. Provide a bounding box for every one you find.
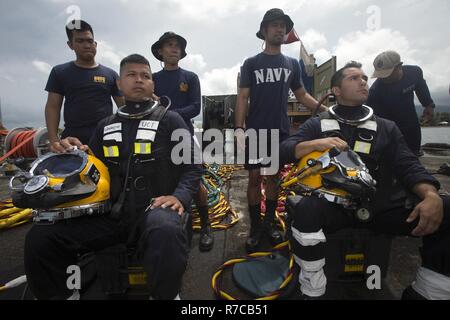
[263,200,283,245]
[198,206,214,252]
[246,205,263,253]
[401,285,427,300]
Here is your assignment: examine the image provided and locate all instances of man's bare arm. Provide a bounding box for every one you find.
[235,87,250,128]
[294,87,327,113]
[45,92,65,152]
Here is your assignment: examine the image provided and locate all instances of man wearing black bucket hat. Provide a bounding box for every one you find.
[151,32,213,252]
[235,8,326,253]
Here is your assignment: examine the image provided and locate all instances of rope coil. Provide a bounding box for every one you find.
[1,129,38,163]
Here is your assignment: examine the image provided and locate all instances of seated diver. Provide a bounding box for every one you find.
[23,54,202,300]
[280,61,450,299]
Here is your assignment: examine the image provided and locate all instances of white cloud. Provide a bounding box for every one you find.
[420,46,450,94]
[297,0,369,17]
[96,40,126,69]
[328,28,414,88]
[282,43,300,61]
[200,64,241,96]
[282,29,329,63]
[328,28,448,94]
[301,29,328,52]
[155,0,364,22]
[0,74,16,84]
[165,0,304,20]
[181,53,207,74]
[32,60,52,75]
[48,0,76,3]
[314,48,333,66]
[0,0,449,130]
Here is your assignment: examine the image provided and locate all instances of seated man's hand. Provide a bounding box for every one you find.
[314,137,348,152]
[151,195,185,216]
[49,140,67,153]
[407,193,443,236]
[50,137,89,153]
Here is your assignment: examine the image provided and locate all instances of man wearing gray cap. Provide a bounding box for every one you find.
[367,50,435,156]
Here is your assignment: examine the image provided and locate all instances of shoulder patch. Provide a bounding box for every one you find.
[357,120,377,132]
[104,123,122,134]
[320,119,340,132]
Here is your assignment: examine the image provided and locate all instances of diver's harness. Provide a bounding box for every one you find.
[104,100,171,227]
[320,104,377,221]
[282,105,378,222]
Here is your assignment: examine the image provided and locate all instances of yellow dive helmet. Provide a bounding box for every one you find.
[10,148,110,223]
[281,147,376,222]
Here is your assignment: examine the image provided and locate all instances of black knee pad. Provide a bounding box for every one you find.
[289,196,327,233]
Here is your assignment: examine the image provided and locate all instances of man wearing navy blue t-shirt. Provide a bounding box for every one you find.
[368,51,435,156]
[235,9,326,253]
[151,32,213,252]
[45,20,124,151]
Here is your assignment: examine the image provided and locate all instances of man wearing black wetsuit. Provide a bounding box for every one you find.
[281,61,450,300]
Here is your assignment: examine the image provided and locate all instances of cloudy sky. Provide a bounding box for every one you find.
[0,0,449,128]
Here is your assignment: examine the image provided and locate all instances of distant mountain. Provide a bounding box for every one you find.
[415,104,450,115]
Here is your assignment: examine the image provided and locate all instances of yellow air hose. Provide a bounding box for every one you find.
[0,200,33,231]
[191,165,243,231]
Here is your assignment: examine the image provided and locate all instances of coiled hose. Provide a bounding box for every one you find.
[211,166,297,300]
[191,164,243,231]
[0,199,32,230]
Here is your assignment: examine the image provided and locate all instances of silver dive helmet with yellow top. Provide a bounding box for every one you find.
[9,148,110,223]
[281,147,377,222]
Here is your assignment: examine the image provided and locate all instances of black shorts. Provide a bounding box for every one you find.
[243,129,282,171]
